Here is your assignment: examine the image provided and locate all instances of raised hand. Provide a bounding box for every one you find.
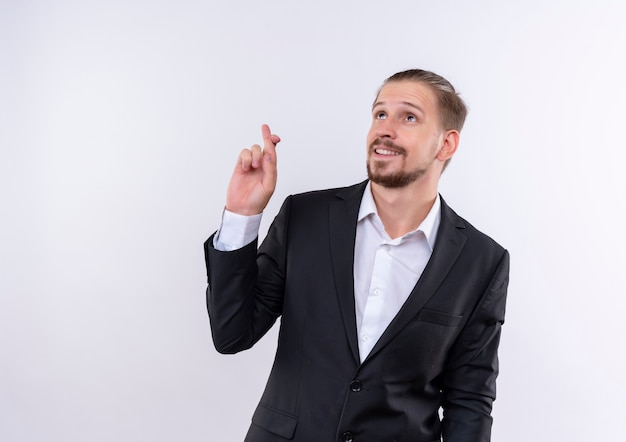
[225,124,281,215]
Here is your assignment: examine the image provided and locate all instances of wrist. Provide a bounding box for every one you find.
[224,205,264,216]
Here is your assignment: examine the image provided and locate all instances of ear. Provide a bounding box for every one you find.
[436,130,460,162]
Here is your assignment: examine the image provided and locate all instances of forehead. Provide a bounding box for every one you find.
[373,80,438,113]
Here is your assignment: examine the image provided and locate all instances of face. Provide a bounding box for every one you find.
[366,80,447,188]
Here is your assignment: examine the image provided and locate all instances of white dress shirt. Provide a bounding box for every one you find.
[213,182,441,362]
[354,182,440,361]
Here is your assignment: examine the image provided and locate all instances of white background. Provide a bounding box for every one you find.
[2,0,625,440]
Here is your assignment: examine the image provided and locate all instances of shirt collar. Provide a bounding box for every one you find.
[358,181,441,250]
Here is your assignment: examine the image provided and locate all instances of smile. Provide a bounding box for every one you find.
[374,148,402,156]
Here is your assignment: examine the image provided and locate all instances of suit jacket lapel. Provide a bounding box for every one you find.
[364,196,468,362]
[328,181,368,365]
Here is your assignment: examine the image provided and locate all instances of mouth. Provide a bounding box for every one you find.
[369,138,405,157]
[373,147,402,156]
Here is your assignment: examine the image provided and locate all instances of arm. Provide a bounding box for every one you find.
[441,250,510,442]
[204,124,284,354]
[205,197,291,354]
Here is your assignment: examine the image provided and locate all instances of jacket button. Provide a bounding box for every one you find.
[350,380,362,392]
[341,431,353,442]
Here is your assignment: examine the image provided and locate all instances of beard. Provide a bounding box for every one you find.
[366,138,431,188]
[367,162,428,188]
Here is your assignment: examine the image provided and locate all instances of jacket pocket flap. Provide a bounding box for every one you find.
[251,403,298,439]
[417,309,463,327]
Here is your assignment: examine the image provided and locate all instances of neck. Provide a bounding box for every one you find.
[370,178,439,239]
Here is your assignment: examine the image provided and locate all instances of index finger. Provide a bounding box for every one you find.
[261,124,281,152]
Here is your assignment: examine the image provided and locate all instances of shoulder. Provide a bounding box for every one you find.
[272,181,366,230]
[287,181,367,205]
[440,196,507,255]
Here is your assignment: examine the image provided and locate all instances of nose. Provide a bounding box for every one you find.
[372,117,397,139]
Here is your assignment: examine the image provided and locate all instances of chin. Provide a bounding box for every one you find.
[368,170,426,188]
[368,159,428,186]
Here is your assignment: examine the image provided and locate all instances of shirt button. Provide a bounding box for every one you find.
[373,288,381,296]
[361,334,370,342]
[342,431,353,442]
[350,380,363,392]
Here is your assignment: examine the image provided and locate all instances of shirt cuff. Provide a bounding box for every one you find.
[213,209,263,251]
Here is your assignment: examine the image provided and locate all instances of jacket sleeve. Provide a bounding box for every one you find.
[204,197,291,354]
[441,249,510,442]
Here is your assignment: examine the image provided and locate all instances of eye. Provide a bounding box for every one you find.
[406,114,417,122]
[375,111,387,120]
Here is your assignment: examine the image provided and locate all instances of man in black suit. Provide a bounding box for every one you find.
[205,69,510,442]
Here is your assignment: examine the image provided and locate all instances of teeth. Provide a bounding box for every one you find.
[375,148,400,155]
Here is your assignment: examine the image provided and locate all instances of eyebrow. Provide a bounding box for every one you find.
[372,100,425,115]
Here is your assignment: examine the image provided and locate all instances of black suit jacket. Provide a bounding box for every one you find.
[205,181,509,442]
